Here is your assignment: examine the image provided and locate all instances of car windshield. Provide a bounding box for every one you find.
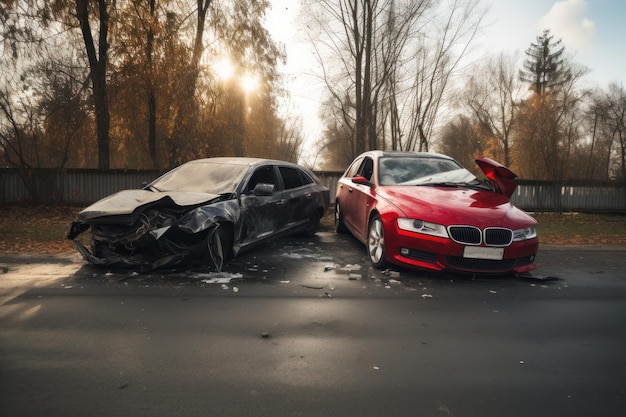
[149,161,249,194]
[378,156,477,186]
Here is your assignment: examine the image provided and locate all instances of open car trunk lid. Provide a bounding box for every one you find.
[475,157,518,198]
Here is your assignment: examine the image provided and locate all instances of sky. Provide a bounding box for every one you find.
[264,0,625,166]
[483,0,623,88]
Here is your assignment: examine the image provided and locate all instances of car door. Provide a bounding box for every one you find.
[339,156,376,242]
[337,157,363,231]
[238,165,288,245]
[277,165,316,230]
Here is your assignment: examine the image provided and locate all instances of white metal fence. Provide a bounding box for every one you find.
[1,168,625,213]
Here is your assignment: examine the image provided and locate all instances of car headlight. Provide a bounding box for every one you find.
[397,218,449,238]
[512,226,537,241]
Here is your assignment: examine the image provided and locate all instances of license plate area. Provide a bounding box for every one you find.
[463,246,504,260]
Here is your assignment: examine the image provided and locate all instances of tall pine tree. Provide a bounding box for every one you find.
[519,30,571,94]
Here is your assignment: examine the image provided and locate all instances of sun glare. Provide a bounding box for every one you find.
[241,72,258,93]
[213,57,258,93]
[214,58,234,80]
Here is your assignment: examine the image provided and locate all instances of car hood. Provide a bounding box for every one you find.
[475,157,517,198]
[379,186,536,228]
[78,189,221,220]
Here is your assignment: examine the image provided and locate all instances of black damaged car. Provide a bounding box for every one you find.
[68,157,330,271]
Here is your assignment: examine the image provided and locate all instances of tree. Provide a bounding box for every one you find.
[519,29,571,95]
[2,0,114,169]
[167,0,283,164]
[318,95,358,170]
[74,0,112,169]
[582,89,615,180]
[438,115,484,173]
[405,0,485,152]
[311,0,383,157]
[601,83,626,180]
[513,65,589,181]
[0,54,93,200]
[462,53,523,166]
[312,0,485,162]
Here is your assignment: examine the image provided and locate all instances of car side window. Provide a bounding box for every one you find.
[246,166,278,193]
[279,166,306,190]
[345,157,363,178]
[298,169,315,185]
[358,157,374,181]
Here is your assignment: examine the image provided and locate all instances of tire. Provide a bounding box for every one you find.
[334,203,348,233]
[301,210,320,237]
[207,223,232,271]
[367,215,388,269]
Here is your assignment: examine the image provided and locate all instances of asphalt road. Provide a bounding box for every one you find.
[1,233,625,417]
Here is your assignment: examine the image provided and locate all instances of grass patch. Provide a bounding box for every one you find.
[533,212,626,245]
[0,205,83,254]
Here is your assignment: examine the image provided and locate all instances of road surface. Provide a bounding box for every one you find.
[1,233,625,416]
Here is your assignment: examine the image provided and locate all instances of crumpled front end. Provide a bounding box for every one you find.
[68,202,239,271]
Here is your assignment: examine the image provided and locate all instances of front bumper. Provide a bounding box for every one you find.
[385,224,538,275]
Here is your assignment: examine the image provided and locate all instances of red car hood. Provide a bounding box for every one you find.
[379,186,536,228]
[78,189,220,220]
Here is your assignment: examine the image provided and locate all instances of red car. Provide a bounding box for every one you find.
[335,151,538,275]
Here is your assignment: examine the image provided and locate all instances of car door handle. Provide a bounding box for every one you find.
[277,199,286,206]
[348,187,353,192]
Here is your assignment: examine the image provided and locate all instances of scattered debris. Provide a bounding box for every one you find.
[334,263,362,274]
[196,272,243,284]
[516,273,562,282]
[280,248,333,262]
[302,284,324,290]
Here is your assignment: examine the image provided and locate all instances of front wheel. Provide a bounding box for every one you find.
[206,223,232,272]
[334,203,348,233]
[367,215,388,269]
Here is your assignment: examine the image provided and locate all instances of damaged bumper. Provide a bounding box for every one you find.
[68,204,237,272]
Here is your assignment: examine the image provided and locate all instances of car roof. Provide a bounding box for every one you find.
[185,157,306,169]
[359,150,454,160]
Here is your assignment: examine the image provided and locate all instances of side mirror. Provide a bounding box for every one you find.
[351,175,371,186]
[253,183,275,196]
